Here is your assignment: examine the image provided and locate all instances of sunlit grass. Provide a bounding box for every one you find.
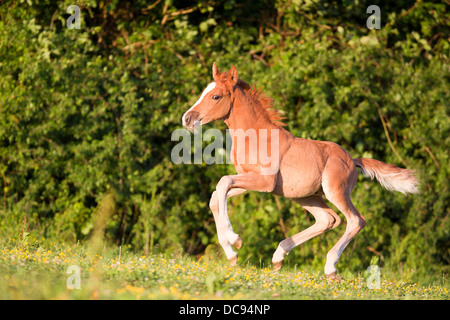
[0,240,447,300]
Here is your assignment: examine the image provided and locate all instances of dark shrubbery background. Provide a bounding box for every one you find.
[0,0,448,283]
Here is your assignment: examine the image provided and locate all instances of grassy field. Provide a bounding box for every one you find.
[0,239,447,300]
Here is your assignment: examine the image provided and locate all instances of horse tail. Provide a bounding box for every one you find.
[354,158,419,195]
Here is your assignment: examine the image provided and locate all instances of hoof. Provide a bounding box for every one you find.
[227,254,238,266]
[232,236,242,250]
[272,260,283,272]
[325,272,343,282]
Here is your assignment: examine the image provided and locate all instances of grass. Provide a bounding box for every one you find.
[0,239,448,300]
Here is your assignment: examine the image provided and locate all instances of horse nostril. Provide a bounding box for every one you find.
[183,111,200,128]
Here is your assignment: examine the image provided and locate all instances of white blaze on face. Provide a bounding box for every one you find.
[182,82,216,126]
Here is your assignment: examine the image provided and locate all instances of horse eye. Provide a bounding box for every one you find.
[212,95,220,100]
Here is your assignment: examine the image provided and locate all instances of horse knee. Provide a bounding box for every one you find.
[217,176,233,193]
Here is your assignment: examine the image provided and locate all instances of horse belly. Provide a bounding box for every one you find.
[274,167,323,198]
[273,142,325,198]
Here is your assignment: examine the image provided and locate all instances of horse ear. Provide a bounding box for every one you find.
[212,62,221,80]
[229,65,238,86]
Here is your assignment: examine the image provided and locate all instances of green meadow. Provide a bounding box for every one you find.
[0,239,447,300]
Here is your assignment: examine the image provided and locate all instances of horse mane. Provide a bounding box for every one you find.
[239,81,287,127]
[218,71,286,127]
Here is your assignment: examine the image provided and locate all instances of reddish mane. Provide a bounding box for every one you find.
[217,71,286,127]
[245,86,286,127]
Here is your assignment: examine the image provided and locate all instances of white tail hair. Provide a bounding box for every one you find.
[354,158,419,195]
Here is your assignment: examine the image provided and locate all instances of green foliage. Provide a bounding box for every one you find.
[0,0,448,284]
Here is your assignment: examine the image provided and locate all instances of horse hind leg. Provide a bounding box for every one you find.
[323,191,366,279]
[272,196,341,271]
[319,155,366,278]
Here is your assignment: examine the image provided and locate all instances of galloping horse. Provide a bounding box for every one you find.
[182,63,419,278]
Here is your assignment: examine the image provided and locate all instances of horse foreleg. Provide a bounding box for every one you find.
[209,188,246,265]
[215,173,277,265]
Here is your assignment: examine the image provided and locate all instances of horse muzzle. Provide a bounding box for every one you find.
[182,110,202,131]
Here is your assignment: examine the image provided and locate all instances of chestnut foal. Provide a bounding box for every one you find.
[182,63,418,278]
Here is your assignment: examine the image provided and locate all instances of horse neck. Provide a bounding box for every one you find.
[224,89,275,133]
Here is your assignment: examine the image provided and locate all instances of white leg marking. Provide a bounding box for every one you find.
[215,176,240,262]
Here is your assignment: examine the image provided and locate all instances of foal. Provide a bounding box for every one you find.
[182,63,419,278]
